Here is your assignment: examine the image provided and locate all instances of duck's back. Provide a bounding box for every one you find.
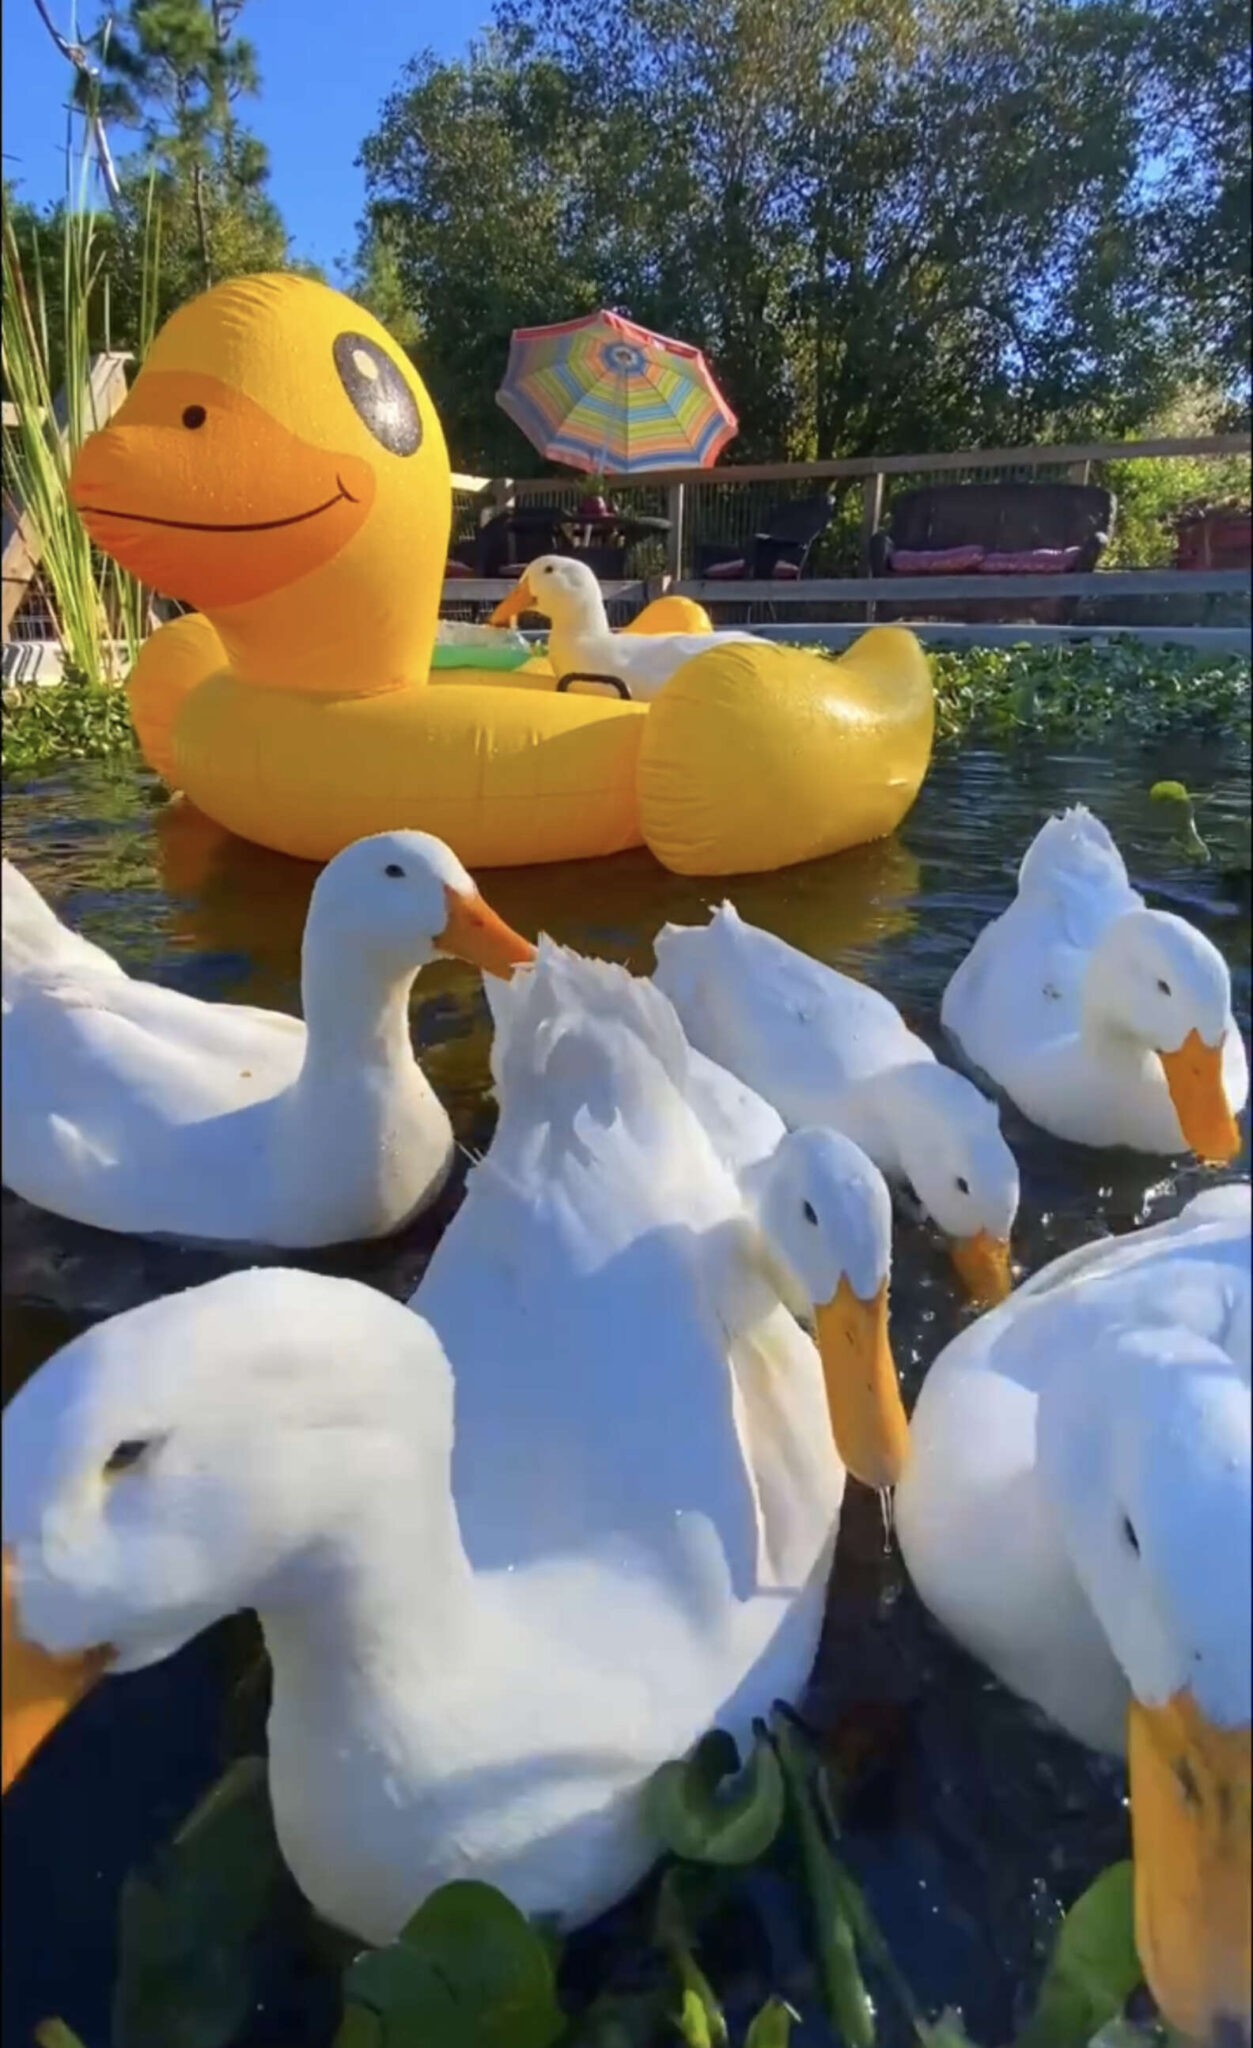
[2,863,306,1228]
[654,903,925,1125]
[941,807,1141,1073]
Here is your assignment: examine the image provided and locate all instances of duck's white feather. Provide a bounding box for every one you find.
[1,840,461,1246]
[896,1186,1251,1753]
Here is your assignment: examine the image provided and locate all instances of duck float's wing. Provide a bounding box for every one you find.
[655,901,926,1124]
[609,631,761,703]
[421,943,772,1601]
[941,807,1143,1068]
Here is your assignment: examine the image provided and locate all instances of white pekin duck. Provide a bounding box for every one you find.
[489,554,763,701]
[893,1182,1252,2041]
[1,943,907,1946]
[1,834,534,1247]
[653,901,1020,1304]
[940,805,1247,1162]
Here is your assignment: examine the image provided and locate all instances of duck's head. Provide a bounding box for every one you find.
[69,274,450,692]
[1038,1324,1251,2039]
[489,554,605,631]
[1089,909,1243,1163]
[303,830,535,984]
[887,1064,1020,1306]
[746,1127,908,1492]
[2,1270,456,1791]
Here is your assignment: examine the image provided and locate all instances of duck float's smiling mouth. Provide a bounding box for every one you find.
[75,474,360,535]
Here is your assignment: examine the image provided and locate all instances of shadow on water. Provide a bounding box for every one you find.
[1,728,1249,2046]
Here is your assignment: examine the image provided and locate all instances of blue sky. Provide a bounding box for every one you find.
[2,0,491,273]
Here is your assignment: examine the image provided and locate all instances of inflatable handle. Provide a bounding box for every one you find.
[556,671,633,701]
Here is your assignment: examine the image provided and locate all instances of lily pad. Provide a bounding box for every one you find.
[111,1756,282,2048]
[1013,1862,1140,2048]
[645,1724,785,1866]
[340,1879,565,2048]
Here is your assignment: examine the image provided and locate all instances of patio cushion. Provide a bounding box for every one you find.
[771,560,801,580]
[444,559,475,579]
[706,557,749,579]
[979,546,1084,574]
[889,546,986,574]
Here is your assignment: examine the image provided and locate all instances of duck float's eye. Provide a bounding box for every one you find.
[802,1199,818,1225]
[384,862,405,878]
[1156,977,1172,996]
[181,405,207,430]
[955,1175,970,1195]
[332,333,422,458]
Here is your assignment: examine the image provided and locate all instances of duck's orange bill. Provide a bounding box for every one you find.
[813,1278,909,1493]
[2,1551,110,1793]
[1158,1029,1242,1164]
[437,887,535,981]
[949,1229,1014,1308]
[488,578,537,628]
[1128,1689,1251,2040]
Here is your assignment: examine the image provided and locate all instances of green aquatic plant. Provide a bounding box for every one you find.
[1,675,138,775]
[645,1721,785,1867]
[2,77,162,693]
[336,1880,565,2048]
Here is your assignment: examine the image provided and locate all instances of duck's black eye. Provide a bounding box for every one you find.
[955,1175,970,1195]
[543,564,554,574]
[802,1200,818,1225]
[1156,978,1172,996]
[1121,1514,1141,1555]
[332,333,421,457]
[181,405,207,429]
[104,1438,154,1477]
[384,862,405,878]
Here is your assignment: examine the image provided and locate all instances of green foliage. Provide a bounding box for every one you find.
[111,1755,282,2048]
[1013,1864,1141,2048]
[645,1723,785,1867]
[358,0,1248,471]
[1,678,139,777]
[925,641,1251,747]
[338,1880,565,2048]
[80,0,290,300]
[2,109,159,691]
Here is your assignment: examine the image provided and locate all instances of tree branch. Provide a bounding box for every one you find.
[29,0,128,219]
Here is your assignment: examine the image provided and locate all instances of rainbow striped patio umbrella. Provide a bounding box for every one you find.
[496,311,738,475]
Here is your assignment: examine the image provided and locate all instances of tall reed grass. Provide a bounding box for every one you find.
[2,84,161,688]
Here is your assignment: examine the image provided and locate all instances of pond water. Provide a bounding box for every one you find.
[2,731,1249,2048]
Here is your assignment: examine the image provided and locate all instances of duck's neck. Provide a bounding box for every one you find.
[209,569,439,698]
[298,939,425,1075]
[260,1450,474,1716]
[547,600,612,685]
[824,1066,919,1180]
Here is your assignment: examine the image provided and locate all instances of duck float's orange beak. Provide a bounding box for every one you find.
[436,887,535,980]
[1128,1689,1251,2039]
[1157,1029,1242,1164]
[69,373,376,613]
[489,576,538,628]
[813,1277,909,1492]
[2,1551,110,1793]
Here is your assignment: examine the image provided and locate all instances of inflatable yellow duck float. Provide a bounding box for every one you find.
[71,274,934,875]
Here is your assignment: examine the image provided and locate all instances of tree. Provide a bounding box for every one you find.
[80,0,289,297]
[357,0,1245,469]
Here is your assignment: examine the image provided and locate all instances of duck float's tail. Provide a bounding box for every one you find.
[1,860,123,992]
[126,613,228,785]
